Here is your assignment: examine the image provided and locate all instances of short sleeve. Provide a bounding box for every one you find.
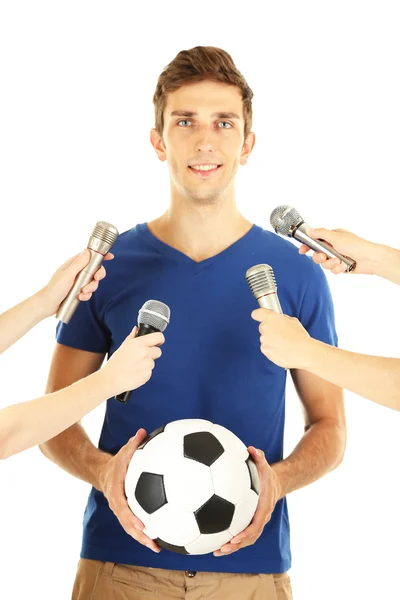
[297,261,338,347]
[56,293,111,354]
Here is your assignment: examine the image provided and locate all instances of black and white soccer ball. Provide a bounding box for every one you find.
[124,419,260,555]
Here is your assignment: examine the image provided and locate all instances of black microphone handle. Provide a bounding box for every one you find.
[115,323,161,403]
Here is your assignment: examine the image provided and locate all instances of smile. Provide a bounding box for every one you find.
[188,164,222,177]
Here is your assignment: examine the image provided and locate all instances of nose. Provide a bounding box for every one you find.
[195,124,214,153]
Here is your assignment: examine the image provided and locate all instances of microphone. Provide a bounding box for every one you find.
[270,205,356,273]
[115,299,171,403]
[246,264,283,314]
[56,221,119,324]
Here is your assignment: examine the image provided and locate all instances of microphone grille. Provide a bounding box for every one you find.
[91,221,119,246]
[138,300,171,332]
[270,205,303,236]
[246,264,277,300]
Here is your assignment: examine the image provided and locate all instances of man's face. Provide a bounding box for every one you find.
[151,80,255,204]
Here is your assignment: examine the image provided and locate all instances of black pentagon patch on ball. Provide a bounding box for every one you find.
[138,424,166,450]
[246,456,260,495]
[155,538,189,555]
[135,472,167,514]
[195,494,235,534]
[184,431,224,466]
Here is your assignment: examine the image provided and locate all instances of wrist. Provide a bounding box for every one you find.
[271,462,286,501]
[298,338,321,371]
[95,451,114,494]
[370,243,400,277]
[28,290,53,321]
[98,360,125,397]
[34,287,57,319]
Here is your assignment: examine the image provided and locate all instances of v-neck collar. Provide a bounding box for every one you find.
[137,222,260,268]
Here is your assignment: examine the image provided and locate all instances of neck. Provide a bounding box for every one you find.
[148,192,252,262]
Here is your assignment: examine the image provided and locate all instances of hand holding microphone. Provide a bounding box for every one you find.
[297,227,378,275]
[101,326,165,397]
[56,221,119,323]
[115,300,170,403]
[38,248,114,319]
[270,206,357,273]
[246,263,311,369]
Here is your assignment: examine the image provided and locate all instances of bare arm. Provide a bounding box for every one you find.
[300,227,400,285]
[0,251,110,355]
[39,343,161,552]
[0,292,50,354]
[273,370,346,498]
[251,308,400,412]
[0,368,110,460]
[370,244,400,286]
[38,344,110,489]
[214,368,346,556]
[302,340,400,411]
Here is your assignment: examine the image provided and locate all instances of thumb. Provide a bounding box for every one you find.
[127,325,138,339]
[307,227,335,243]
[64,249,91,273]
[122,429,147,459]
[248,446,268,470]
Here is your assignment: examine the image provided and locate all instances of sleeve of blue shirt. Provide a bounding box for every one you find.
[55,293,111,354]
[297,261,338,347]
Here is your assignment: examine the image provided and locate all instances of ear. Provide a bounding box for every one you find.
[150,128,167,162]
[240,132,256,166]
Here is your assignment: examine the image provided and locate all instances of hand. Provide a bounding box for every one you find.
[299,227,377,275]
[38,249,114,316]
[101,327,165,396]
[251,308,312,370]
[98,430,161,553]
[213,446,281,557]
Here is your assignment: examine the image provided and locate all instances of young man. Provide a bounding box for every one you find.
[40,47,345,600]
[0,250,164,459]
[252,227,400,411]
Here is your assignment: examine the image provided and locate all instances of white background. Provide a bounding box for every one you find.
[0,1,399,598]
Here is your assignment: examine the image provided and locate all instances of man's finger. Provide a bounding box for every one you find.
[121,431,147,459]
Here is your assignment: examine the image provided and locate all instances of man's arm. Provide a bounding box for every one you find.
[39,343,160,552]
[214,370,345,556]
[273,369,346,498]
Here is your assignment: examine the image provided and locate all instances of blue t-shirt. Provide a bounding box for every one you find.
[56,223,337,574]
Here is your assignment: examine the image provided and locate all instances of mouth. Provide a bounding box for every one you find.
[188,164,222,178]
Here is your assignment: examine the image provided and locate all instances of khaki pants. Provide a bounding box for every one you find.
[72,558,292,600]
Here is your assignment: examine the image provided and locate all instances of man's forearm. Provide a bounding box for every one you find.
[304,340,400,411]
[39,424,111,492]
[272,418,346,500]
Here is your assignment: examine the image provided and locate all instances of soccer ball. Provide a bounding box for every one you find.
[124,419,260,555]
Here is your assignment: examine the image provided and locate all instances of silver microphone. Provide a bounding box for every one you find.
[56,221,119,324]
[246,264,283,314]
[270,205,356,272]
[115,299,171,403]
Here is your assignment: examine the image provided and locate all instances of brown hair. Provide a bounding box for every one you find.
[153,46,253,139]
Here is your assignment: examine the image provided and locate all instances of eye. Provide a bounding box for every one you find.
[177,119,192,127]
[218,121,233,129]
